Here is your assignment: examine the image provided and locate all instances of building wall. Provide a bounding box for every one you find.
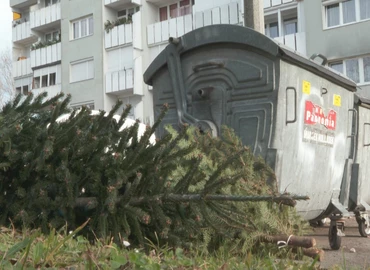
[60,0,105,109]
[303,1,370,97]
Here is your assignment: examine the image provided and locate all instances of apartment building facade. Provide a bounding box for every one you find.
[9,0,370,123]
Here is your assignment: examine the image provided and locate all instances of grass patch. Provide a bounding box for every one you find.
[0,223,325,270]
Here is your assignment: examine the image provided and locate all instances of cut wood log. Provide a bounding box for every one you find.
[259,235,316,248]
[292,247,325,262]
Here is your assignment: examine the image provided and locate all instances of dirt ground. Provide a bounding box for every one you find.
[306,217,370,269]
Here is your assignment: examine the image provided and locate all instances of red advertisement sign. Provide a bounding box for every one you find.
[304,101,336,130]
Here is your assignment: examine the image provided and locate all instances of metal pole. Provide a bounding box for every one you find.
[244,0,265,34]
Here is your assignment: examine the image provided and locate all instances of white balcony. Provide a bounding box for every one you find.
[274,32,306,55]
[30,42,61,68]
[264,0,294,9]
[105,0,141,10]
[31,84,62,98]
[106,68,134,95]
[10,0,37,8]
[30,3,61,30]
[13,58,32,78]
[12,21,37,44]
[105,24,133,49]
[147,2,239,46]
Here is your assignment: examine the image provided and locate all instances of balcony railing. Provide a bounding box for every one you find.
[264,0,294,9]
[30,42,61,68]
[147,2,239,46]
[30,3,61,29]
[12,21,37,44]
[10,0,37,8]
[13,58,32,78]
[31,84,62,98]
[106,68,134,94]
[105,24,133,49]
[273,32,306,55]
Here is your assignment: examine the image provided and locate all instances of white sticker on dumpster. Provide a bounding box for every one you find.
[303,127,335,146]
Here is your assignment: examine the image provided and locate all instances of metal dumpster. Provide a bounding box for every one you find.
[144,25,358,248]
[351,95,370,236]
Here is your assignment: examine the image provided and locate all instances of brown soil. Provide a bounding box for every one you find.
[306,217,370,269]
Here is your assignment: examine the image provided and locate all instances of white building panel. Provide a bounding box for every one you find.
[112,71,119,92]
[169,18,177,38]
[133,12,142,50]
[229,2,238,24]
[284,34,296,51]
[272,0,281,6]
[154,22,162,44]
[184,14,193,34]
[105,31,112,48]
[212,7,221,24]
[203,10,212,26]
[118,25,126,45]
[126,69,133,89]
[220,5,229,24]
[147,25,154,45]
[112,26,118,47]
[161,21,169,42]
[194,12,203,29]
[119,70,126,90]
[295,32,307,55]
[177,16,185,37]
[125,24,133,43]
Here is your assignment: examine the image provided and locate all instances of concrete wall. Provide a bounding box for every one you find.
[303,1,370,98]
[60,0,105,109]
[304,1,370,60]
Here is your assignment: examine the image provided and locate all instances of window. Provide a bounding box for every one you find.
[45,30,60,42]
[71,102,95,110]
[346,59,360,83]
[284,18,297,35]
[330,55,370,84]
[41,75,48,87]
[70,58,94,83]
[117,7,139,21]
[49,72,56,86]
[364,56,370,82]
[33,77,40,89]
[45,0,60,7]
[33,72,58,89]
[72,16,93,40]
[268,22,279,38]
[325,0,370,28]
[160,7,168,21]
[327,4,340,27]
[159,0,193,22]
[360,0,370,20]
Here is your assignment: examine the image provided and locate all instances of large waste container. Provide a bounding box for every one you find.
[144,24,359,248]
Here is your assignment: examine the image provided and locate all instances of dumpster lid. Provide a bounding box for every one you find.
[144,24,357,91]
[355,94,370,107]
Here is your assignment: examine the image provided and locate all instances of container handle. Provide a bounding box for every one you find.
[192,61,224,72]
[286,87,297,125]
[364,123,370,146]
[309,53,328,66]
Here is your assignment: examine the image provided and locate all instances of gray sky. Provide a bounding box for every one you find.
[0,0,12,52]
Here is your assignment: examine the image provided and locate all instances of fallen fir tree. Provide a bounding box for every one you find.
[0,92,312,254]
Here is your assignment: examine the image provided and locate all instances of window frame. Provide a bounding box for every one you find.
[159,0,194,22]
[323,0,370,29]
[329,55,370,85]
[71,15,94,40]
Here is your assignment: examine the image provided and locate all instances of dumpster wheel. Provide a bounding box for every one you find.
[356,213,370,237]
[329,221,342,250]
